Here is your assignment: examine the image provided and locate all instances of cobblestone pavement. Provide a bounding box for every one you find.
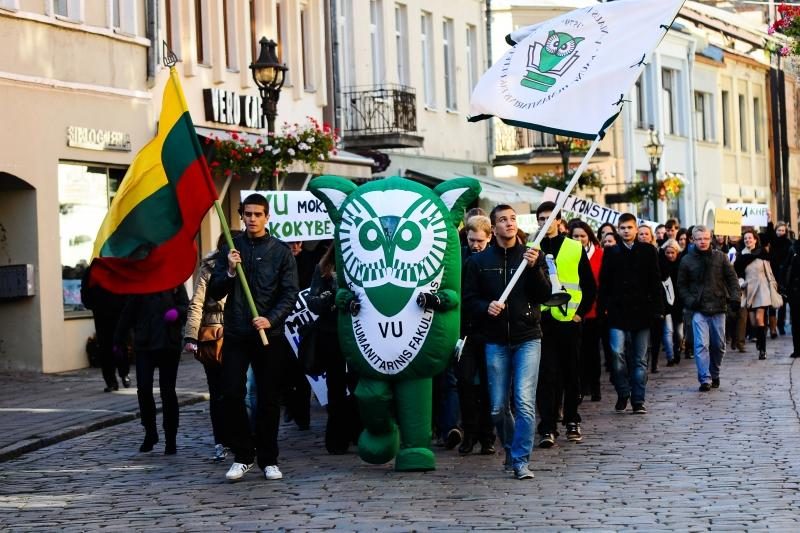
[0,354,208,461]
[1,336,799,531]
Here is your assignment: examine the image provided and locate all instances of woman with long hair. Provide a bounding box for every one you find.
[307,243,362,453]
[569,220,603,401]
[735,230,773,360]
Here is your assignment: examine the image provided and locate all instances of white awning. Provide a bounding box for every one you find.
[405,170,543,208]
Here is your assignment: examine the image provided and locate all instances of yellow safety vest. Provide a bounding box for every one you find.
[542,237,583,321]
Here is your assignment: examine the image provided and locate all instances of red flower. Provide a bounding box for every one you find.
[231,132,239,140]
[210,161,220,167]
[204,137,212,145]
[224,169,232,177]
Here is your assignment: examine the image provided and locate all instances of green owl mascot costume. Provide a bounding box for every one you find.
[309,175,481,471]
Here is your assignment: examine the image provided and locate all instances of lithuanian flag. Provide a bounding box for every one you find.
[89,67,218,294]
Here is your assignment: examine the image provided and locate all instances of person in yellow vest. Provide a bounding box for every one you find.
[535,202,596,447]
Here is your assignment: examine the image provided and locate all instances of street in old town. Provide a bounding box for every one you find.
[1,335,799,532]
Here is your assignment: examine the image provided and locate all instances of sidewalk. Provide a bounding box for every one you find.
[0,354,209,462]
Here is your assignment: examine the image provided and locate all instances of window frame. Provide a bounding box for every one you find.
[370,0,385,86]
[421,11,435,109]
[738,93,748,152]
[753,96,763,153]
[442,17,456,111]
[395,3,409,86]
[721,90,731,148]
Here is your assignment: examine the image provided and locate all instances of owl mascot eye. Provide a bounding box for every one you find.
[310,176,480,471]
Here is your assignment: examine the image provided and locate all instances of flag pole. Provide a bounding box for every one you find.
[497,134,602,304]
[160,48,268,345]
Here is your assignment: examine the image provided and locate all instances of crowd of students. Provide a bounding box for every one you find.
[82,193,800,482]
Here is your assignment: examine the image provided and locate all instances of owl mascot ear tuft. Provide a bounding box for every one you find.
[308,175,358,223]
[433,177,482,228]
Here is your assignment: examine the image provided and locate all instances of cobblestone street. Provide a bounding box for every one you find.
[1,337,799,531]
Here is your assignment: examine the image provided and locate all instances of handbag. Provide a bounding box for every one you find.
[196,324,224,365]
[763,261,784,309]
[297,321,326,377]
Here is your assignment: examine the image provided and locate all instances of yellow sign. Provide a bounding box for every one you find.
[714,208,743,236]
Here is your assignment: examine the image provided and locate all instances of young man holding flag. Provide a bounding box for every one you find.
[209,194,299,482]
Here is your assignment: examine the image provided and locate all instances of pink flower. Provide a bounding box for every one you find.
[781,46,791,56]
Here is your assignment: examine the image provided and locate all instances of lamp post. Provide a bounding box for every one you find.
[249,37,288,135]
[554,134,572,180]
[644,125,664,220]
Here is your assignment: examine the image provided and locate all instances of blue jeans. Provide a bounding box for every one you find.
[246,364,257,433]
[691,312,726,384]
[435,364,461,440]
[485,339,541,470]
[609,328,649,404]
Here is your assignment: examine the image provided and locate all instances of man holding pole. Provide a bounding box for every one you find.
[462,204,551,480]
[209,193,299,482]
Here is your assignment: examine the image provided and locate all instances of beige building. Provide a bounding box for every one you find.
[333,0,539,211]
[0,0,362,373]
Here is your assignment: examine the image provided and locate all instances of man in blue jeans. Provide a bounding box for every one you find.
[463,204,551,480]
[677,225,740,391]
[597,213,663,414]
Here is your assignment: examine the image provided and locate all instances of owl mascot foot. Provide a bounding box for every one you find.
[309,175,481,472]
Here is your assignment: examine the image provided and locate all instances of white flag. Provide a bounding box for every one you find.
[469,0,685,139]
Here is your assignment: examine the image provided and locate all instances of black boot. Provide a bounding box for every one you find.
[164,432,177,455]
[139,429,159,452]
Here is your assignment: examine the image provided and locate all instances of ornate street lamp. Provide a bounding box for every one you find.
[249,37,288,135]
[554,134,572,179]
[644,125,664,220]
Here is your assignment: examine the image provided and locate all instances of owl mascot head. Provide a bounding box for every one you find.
[310,175,480,471]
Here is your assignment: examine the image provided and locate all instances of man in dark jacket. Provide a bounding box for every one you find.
[463,204,551,480]
[597,213,663,414]
[781,238,800,358]
[209,193,299,483]
[535,202,596,447]
[677,226,741,390]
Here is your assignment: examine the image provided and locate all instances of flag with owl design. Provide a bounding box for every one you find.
[469,0,686,140]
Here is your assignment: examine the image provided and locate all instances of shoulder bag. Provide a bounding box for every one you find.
[297,320,326,377]
[196,324,224,365]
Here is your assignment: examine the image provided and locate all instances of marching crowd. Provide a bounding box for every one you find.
[81,193,800,482]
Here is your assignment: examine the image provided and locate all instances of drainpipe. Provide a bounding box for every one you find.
[325,0,343,135]
[687,38,698,224]
[145,0,157,88]
[485,0,494,168]
[325,0,340,133]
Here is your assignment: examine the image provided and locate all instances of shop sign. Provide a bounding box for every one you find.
[66,126,131,152]
[203,88,265,129]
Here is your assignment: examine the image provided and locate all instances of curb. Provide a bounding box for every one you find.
[0,393,209,463]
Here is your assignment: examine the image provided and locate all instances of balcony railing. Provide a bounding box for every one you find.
[494,122,556,156]
[340,84,423,150]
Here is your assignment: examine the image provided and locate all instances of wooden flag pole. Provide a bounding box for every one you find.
[497,134,603,304]
[213,200,269,346]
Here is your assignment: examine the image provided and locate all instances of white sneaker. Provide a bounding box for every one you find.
[264,465,283,480]
[213,444,228,461]
[225,462,254,481]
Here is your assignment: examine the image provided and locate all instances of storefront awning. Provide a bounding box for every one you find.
[405,170,543,208]
[195,126,375,180]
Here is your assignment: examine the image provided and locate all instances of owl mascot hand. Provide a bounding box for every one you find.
[310,176,480,471]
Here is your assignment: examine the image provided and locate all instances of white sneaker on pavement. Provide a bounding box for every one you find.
[225,462,254,481]
[264,465,283,480]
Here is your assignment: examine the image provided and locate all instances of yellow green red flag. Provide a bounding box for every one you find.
[88,67,218,293]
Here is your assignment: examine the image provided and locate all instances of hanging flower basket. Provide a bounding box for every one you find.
[766,4,800,57]
[626,176,684,204]
[206,117,339,189]
[530,167,604,192]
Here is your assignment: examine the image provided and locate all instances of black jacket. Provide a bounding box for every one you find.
[781,239,800,302]
[658,250,681,314]
[539,234,597,319]
[115,286,189,352]
[307,264,338,334]
[462,242,552,344]
[208,232,299,340]
[597,241,664,331]
[677,247,740,316]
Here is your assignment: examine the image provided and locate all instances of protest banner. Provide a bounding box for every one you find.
[713,208,743,236]
[516,214,539,235]
[241,190,333,241]
[283,288,328,405]
[542,188,656,229]
[725,203,768,227]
